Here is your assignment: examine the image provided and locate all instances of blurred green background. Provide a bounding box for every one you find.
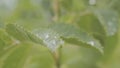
[0,0,120,68]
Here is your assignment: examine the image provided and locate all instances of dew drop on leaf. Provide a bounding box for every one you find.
[34,29,64,52]
[89,0,96,5]
[87,41,95,46]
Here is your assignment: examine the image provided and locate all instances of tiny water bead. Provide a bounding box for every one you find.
[87,39,103,54]
[89,0,96,5]
[107,20,118,35]
[45,34,49,39]
[87,41,95,46]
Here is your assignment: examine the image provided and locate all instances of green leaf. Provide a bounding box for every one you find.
[6,24,30,41]
[6,24,64,52]
[6,24,43,45]
[0,29,13,45]
[24,45,54,68]
[0,30,16,58]
[60,0,73,11]
[60,0,86,12]
[0,22,4,28]
[25,31,44,45]
[0,39,6,57]
[76,14,106,45]
[94,9,119,36]
[49,23,103,53]
[102,34,118,61]
[2,42,32,68]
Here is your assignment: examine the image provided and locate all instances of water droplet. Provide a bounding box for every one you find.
[45,34,49,39]
[107,21,117,35]
[89,0,96,5]
[87,41,95,46]
[36,33,40,37]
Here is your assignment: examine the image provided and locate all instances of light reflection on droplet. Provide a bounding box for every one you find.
[107,21,117,35]
[87,41,95,46]
[45,34,49,39]
[89,0,96,5]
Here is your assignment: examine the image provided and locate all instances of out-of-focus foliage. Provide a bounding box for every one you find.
[0,0,120,68]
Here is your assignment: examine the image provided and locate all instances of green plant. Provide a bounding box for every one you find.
[0,0,120,68]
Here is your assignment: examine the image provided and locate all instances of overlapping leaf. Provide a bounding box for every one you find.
[0,30,16,58]
[6,24,43,45]
[1,43,32,68]
[49,23,103,53]
[94,9,119,36]
[6,24,64,52]
[5,23,103,53]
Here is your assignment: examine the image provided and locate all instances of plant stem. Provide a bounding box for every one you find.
[52,0,61,68]
[53,47,62,68]
[52,0,60,22]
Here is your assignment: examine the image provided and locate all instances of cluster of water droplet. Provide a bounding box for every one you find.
[35,29,64,52]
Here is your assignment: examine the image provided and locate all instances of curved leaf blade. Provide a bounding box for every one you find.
[6,24,44,45]
[49,23,103,53]
[0,30,16,58]
[2,43,32,68]
[6,24,30,41]
[94,9,119,36]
